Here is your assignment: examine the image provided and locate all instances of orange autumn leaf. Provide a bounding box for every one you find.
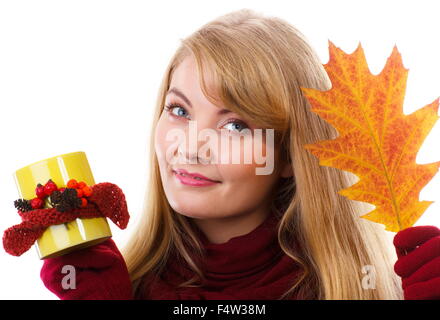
[301,41,440,232]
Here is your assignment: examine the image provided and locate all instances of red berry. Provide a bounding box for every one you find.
[44,179,58,196]
[30,198,44,209]
[35,183,46,199]
[77,181,86,189]
[59,188,66,193]
[82,186,93,197]
[67,179,78,189]
[76,188,84,198]
[80,197,88,208]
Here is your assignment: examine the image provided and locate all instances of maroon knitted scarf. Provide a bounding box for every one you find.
[137,213,304,300]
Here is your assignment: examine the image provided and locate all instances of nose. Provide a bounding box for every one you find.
[177,120,216,165]
[177,144,205,164]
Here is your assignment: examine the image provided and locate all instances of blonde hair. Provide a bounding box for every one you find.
[122,8,403,300]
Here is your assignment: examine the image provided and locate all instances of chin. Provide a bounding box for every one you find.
[174,209,210,220]
[171,204,219,220]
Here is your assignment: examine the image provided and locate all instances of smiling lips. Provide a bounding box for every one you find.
[172,168,221,186]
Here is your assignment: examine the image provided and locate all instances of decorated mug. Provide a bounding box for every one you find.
[13,151,112,259]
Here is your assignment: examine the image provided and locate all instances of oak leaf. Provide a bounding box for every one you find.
[301,41,440,232]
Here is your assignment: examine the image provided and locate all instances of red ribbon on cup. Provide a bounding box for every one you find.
[3,182,130,257]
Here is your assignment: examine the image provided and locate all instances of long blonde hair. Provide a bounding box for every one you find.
[122,8,403,300]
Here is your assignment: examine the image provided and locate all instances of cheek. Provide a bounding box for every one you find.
[154,114,172,162]
[216,161,278,212]
[218,162,276,186]
[219,137,279,186]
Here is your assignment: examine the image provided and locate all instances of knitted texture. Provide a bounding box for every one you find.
[393,225,440,300]
[40,238,133,300]
[136,213,305,300]
[3,182,130,256]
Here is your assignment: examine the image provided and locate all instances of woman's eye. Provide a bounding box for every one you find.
[223,121,249,133]
[164,103,190,119]
[164,102,249,134]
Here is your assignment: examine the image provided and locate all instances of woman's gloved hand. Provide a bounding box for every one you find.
[40,238,133,300]
[393,225,440,300]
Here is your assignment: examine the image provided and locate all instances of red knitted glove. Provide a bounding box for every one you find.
[393,225,440,300]
[40,238,133,300]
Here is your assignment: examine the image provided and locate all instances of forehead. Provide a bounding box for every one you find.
[170,55,218,99]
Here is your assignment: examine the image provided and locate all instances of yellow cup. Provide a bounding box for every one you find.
[13,151,112,259]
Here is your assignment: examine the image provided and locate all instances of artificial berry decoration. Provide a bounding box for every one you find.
[49,188,82,212]
[44,179,58,196]
[47,179,94,212]
[35,183,46,199]
[76,188,84,198]
[78,182,93,199]
[30,198,44,209]
[65,179,93,208]
[67,179,78,189]
[80,197,88,208]
[13,199,33,212]
[13,178,95,214]
[82,186,93,197]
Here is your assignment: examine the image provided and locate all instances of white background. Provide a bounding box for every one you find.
[0,0,439,299]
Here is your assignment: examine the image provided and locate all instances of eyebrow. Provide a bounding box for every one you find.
[166,87,232,115]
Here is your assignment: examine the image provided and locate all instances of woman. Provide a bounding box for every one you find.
[41,8,439,300]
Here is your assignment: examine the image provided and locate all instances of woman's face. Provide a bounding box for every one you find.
[154,54,291,220]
